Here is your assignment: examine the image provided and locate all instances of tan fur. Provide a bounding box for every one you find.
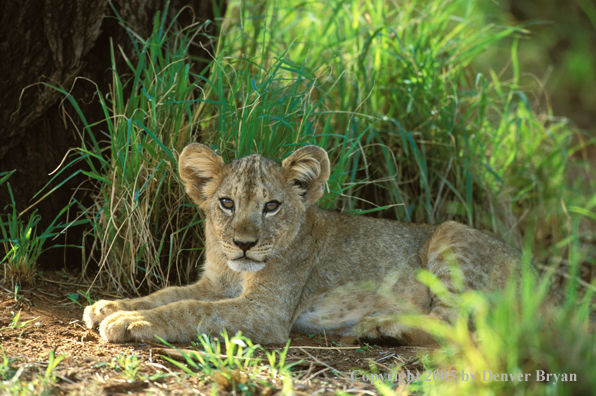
[84,144,520,345]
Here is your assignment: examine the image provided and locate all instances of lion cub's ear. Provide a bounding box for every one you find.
[282,145,330,205]
[178,143,225,206]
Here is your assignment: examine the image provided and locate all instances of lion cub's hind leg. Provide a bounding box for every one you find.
[293,284,423,340]
[356,221,520,346]
[421,221,519,322]
[353,277,437,346]
[293,290,390,335]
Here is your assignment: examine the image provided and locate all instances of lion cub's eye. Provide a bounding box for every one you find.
[264,201,281,213]
[219,198,234,211]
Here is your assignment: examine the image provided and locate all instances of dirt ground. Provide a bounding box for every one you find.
[0,272,430,395]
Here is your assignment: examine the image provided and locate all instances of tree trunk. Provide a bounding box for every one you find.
[0,0,225,271]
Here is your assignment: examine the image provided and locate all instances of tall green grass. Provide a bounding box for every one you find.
[49,0,593,301]
[205,0,592,254]
[45,7,214,294]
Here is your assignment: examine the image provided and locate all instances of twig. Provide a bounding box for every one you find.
[0,284,14,294]
[302,367,331,383]
[41,278,90,288]
[153,347,252,361]
[29,291,55,303]
[153,346,306,366]
[288,346,361,350]
[375,353,395,362]
[298,348,350,380]
[536,262,596,292]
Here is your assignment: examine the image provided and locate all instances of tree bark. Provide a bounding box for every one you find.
[0,0,224,270]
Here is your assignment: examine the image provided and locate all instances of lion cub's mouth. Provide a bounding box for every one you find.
[227,258,266,273]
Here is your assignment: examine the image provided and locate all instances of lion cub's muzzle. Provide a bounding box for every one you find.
[221,238,271,272]
[225,238,260,261]
[233,238,258,254]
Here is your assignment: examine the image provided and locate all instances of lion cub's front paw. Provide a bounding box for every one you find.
[83,300,128,329]
[99,311,164,343]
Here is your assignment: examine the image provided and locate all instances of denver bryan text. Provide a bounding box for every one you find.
[483,370,577,384]
[351,369,577,385]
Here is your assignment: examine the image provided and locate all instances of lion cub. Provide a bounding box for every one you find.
[84,143,520,345]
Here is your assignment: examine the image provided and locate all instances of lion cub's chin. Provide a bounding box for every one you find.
[227,259,266,273]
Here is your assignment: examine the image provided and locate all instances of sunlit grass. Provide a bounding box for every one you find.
[160,331,295,394]
[0,350,66,396]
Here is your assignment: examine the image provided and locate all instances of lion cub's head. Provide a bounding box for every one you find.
[178,144,330,273]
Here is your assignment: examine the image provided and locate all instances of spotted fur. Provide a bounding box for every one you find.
[84,144,520,345]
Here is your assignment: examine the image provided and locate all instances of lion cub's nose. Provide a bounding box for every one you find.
[233,239,258,253]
